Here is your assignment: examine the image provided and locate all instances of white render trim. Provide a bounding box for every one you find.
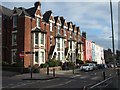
[50,22,52,31]
[25,15,32,19]
[12,31,17,33]
[49,20,55,23]
[35,14,43,18]
[63,26,68,29]
[37,6,40,10]
[74,31,77,33]
[32,27,37,30]
[11,49,17,51]
[69,28,72,31]
[56,23,61,26]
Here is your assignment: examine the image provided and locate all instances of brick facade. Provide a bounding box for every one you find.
[2,1,105,68]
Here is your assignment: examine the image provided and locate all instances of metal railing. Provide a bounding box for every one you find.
[83,76,113,90]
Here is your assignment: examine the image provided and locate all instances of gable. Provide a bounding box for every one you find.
[35,9,42,17]
[50,16,55,22]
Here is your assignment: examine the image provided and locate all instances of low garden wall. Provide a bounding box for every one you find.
[40,66,62,73]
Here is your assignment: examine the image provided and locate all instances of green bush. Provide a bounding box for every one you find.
[32,66,40,73]
[11,63,21,67]
[76,59,84,64]
[67,62,74,69]
[48,60,55,67]
[40,63,48,68]
[47,60,61,67]
[2,61,10,66]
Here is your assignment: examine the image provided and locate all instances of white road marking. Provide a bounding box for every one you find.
[42,78,60,83]
[44,80,74,88]
[70,75,81,78]
[80,76,87,79]
[91,77,99,80]
[10,81,40,88]
[9,78,60,88]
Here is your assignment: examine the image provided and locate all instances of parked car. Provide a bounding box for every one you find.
[80,64,94,71]
[90,63,98,70]
[97,64,107,69]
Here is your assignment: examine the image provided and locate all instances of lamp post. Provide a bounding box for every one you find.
[110,0,116,74]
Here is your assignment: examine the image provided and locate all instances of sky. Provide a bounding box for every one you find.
[0,0,119,51]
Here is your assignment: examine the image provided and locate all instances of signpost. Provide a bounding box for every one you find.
[25,51,35,79]
[19,52,24,59]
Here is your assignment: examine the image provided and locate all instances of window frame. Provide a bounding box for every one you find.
[13,15,17,28]
[40,33,44,45]
[57,38,60,48]
[11,49,17,63]
[35,51,39,63]
[57,52,60,60]
[37,17,40,28]
[12,31,17,46]
[35,33,39,45]
[41,52,44,62]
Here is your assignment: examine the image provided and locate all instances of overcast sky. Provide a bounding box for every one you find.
[1,0,119,51]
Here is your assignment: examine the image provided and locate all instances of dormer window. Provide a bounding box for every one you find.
[13,15,17,28]
[37,17,40,28]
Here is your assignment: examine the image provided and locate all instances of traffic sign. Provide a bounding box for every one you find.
[19,52,24,58]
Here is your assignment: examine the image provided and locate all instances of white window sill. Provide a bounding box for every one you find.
[12,44,17,46]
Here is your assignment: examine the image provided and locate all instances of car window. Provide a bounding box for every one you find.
[83,64,89,66]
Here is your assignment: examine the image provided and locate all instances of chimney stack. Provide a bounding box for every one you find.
[82,32,86,38]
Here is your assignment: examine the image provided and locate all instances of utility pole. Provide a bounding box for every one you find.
[110,0,117,88]
[110,0,116,74]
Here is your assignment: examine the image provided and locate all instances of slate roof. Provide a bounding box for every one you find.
[54,16,59,26]
[72,25,75,32]
[67,22,73,31]
[26,7,37,17]
[0,5,12,16]
[60,16,65,28]
[43,10,52,23]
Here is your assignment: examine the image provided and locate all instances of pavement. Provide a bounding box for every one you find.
[2,69,77,80]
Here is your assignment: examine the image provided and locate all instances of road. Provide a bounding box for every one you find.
[2,68,114,89]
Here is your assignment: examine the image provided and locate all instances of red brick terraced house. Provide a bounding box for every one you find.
[1,1,84,68]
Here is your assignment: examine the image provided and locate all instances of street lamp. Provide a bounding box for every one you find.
[110,0,116,74]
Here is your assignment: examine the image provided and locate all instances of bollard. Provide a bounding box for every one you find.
[73,64,75,74]
[103,71,105,80]
[53,68,55,77]
[47,66,49,75]
[73,66,75,74]
[117,69,119,76]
